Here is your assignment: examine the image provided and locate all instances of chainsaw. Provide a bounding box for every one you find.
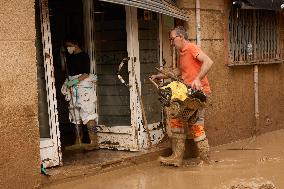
[149,69,206,124]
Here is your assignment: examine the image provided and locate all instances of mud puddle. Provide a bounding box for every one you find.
[44,130,284,189]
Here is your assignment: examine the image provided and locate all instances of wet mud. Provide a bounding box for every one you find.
[44,129,284,189]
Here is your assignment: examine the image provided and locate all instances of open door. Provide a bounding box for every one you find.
[137,9,164,146]
[85,1,166,150]
[85,1,141,151]
[39,0,62,167]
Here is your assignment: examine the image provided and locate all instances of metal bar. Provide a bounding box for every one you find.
[277,14,281,59]
[253,10,257,61]
[273,12,277,58]
[231,9,237,62]
[241,10,245,62]
[245,10,248,61]
[272,12,276,59]
[230,9,235,62]
[256,10,260,61]
[261,12,264,60]
[265,11,268,60]
[237,9,240,62]
[268,12,271,60]
[247,10,250,61]
[233,8,237,62]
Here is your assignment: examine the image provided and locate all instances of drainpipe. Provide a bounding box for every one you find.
[251,11,259,134]
[254,65,259,133]
[196,0,201,47]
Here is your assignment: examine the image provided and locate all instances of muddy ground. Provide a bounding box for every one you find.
[43,129,284,189]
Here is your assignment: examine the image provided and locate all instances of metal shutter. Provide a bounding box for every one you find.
[98,0,189,21]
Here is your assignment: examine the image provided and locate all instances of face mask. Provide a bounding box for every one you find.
[67,46,75,54]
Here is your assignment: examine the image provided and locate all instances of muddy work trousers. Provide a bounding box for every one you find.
[170,107,206,142]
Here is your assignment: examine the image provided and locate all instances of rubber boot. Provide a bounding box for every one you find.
[159,133,186,167]
[196,138,211,164]
[84,120,99,151]
[158,137,176,163]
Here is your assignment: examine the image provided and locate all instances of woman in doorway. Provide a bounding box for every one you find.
[61,38,99,151]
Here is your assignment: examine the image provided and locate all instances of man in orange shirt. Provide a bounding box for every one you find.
[151,26,213,167]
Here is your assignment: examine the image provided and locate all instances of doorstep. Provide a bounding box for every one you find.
[41,142,171,186]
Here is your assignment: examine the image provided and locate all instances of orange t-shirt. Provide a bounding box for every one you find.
[178,42,211,94]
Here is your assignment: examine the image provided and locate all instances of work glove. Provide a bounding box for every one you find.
[66,78,79,88]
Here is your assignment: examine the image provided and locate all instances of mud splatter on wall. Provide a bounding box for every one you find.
[0,0,40,188]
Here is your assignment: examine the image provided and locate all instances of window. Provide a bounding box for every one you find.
[229,7,283,66]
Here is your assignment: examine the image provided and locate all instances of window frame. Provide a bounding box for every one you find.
[228,6,283,66]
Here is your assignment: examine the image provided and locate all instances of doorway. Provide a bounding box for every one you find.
[38,0,167,167]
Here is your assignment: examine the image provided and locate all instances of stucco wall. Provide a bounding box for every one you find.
[0,0,40,188]
[177,0,284,146]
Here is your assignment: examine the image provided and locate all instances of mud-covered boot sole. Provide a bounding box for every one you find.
[158,155,175,163]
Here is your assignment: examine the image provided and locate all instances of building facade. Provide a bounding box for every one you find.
[0,0,283,188]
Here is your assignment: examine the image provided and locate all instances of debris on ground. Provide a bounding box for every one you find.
[41,164,50,177]
[219,178,276,189]
[258,156,281,163]
[226,148,262,151]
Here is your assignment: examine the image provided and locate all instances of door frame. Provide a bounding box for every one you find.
[39,0,62,168]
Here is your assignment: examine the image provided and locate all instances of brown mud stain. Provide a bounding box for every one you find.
[44,129,284,189]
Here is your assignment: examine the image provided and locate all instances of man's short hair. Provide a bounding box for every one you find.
[171,26,189,40]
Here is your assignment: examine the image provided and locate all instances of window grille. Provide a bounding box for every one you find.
[229,7,283,66]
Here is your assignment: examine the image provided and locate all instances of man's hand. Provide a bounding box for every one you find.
[191,77,202,90]
[66,78,79,88]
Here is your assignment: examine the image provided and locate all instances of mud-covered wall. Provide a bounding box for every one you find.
[257,11,284,136]
[0,0,41,188]
[177,0,284,146]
